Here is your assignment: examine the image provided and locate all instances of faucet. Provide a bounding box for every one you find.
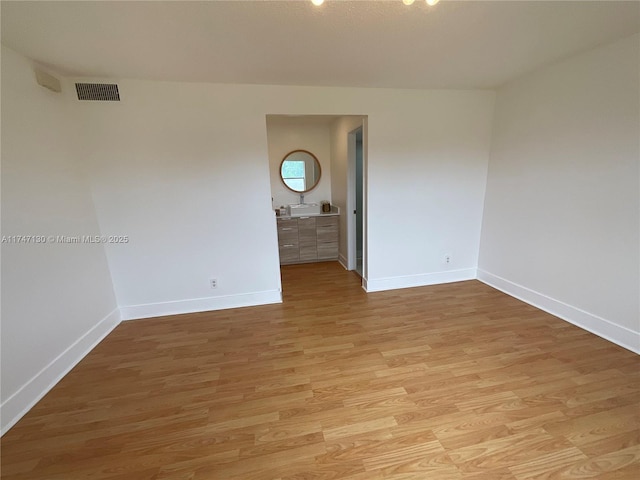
[299,193,305,204]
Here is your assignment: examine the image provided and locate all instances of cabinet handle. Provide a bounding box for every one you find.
[281,228,292,231]
[283,244,295,247]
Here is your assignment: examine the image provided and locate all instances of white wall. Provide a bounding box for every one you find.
[266,116,333,208]
[365,92,495,291]
[478,34,640,353]
[75,82,494,313]
[1,46,120,434]
[75,81,284,319]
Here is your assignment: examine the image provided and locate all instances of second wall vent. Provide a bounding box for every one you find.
[75,83,120,101]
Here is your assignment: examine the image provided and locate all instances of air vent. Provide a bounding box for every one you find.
[75,83,120,101]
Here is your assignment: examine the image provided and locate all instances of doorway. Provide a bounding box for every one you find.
[348,123,366,279]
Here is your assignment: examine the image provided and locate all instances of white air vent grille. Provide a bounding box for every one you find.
[75,83,120,101]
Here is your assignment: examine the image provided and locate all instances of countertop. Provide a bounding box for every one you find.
[275,207,340,218]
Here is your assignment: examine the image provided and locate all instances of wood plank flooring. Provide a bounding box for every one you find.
[2,262,639,479]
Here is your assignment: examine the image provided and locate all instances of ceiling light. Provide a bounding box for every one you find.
[426,0,440,5]
[403,0,415,5]
[311,0,324,6]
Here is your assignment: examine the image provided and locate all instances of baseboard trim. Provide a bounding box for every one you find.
[1,308,121,436]
[338,253,349,270]
[477,269,640,355]
[364,268,477,293]
[120,290,283,321]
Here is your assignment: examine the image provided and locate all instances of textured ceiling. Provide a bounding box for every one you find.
[1,0,638,89]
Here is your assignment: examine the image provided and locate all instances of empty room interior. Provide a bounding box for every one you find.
[1,0,639,479]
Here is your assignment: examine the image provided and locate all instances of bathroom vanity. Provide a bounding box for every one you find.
[275,149,339,265]
[277,213,339,265]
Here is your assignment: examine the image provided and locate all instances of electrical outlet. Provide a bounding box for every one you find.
[210,278,217,289]
[444,254,452,264]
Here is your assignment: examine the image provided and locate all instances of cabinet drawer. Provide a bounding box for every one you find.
[317,220,338,244]
[316,216,338,228]
[277,218,299,246]
[277,217,297,226]
[317,242,338,260]
[317,227,337,244]
[278,229,299,245]
[279,244,299,263]
[277,218,298,232]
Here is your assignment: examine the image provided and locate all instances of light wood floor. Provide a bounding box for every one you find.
[2,262,639,479]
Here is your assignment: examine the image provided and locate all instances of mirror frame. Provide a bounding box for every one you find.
[279,149,322,194]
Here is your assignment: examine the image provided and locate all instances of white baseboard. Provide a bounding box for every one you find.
[338,253,349,270]
[1,308,121,436]
[477,269,640,355]
[120,290,282,321]
[364,268,477,293]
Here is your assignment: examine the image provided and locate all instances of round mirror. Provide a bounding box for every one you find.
[279,150,321,193]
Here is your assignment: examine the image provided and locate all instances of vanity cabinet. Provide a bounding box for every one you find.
[277,217,299,264]
[277,216,339,265]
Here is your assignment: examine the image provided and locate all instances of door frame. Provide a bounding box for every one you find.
[346,119,367,280]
